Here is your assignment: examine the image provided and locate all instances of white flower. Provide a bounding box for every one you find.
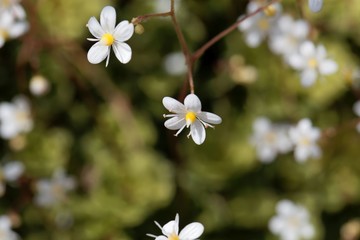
[0,160,24,197]
[250,117,293,163]
[162,94,222,145]
[269,15,309,57]
[237,2,282,48]
[289,118,321,162]
[269,200,315,240]
[35,168,75,207]
[308,0,323,13]
[288,41,338,87]
[147,213,204,240]
[353,100,360,133]
[0,0,26,20]
[2,161,24,182]
[86,6,134,67]
[0,9,28,48]
[163,52,187,76]
[153,0,181,13]
[0,96,32,139]
[0,215,19,240]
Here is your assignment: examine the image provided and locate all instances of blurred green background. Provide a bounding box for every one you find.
[1,0,360,239]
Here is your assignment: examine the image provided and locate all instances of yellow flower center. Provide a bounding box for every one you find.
[264,5,277,17]
[185,111,197,126]
[300,137,310,146]
[308,58,318,69]
[101,33,115,46]
[168,234,180,240]
[0,29,9,40]
[258,19,269,30]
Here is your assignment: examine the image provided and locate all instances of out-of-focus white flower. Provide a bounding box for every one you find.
[153,0,181,13]
[308,0,323,13]
[0,215,19,240]
[250,117,293,163]
[289,118,321,162]
[0,96,32,140]
[163,52,187,76]
[353,100,360,133]
[0,0,26,20]
[86,6,134,67]
[35,169,76,207]
[288,41,338,87]
[0,160,24,197]
[238,1,282,48]
[147,213,204,240]
[269,199,315,240]
[29,75,50,96]
[2,161,24,182]
[269,15,309,57]
[162,94,222,145]
[0,9,28,48]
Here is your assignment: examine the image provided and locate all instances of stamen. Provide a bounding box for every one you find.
[101,33,115,46]
[174,124,186,136]
[264,5,277,17]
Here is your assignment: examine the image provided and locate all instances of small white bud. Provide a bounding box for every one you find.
[29,75,50,96]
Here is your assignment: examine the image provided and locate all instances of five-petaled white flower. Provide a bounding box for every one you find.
[162,94,222,145]
[237,2,282,48]
[147,213,204,240]
[288,40,338,87]
[269,199,315,240]
[34,168,76,207]
[86,6,134,67]
[289,118,321,162]
[0,95,32,139]
[250,117,293,163]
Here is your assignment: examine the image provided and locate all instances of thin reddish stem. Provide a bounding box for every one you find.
[191,0,280,62]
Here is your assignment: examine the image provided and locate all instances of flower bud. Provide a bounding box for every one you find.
[29,75,50,96]
[135,24,144,35]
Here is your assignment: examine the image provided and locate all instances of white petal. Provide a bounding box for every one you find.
[184,94,202,112]
[300,69,317,87]
[164,116,186,130]
[319,59,338,75]
[190,120,206,145]
[162,220,178,236]
[301,224,315,238]
[87,42,109,64]
[316,44,327,60]
[112,42,132,64]
[113,21,134,42]
[295,146,310,162]
[8,22,28,38]
[198,112,222,125]
[100,6,116,32]
[0,216,11,229]
[276,200,295,216]
[353,101,360,117]
[238,16,252,31]
[155,236,168,240]
[162,97,185,113]
[293,20,309,39]
[245,31,262,48]
[268,217,284,234]
[179,222,204,239]
[87,17,104,38]
[298,118,312,131]
[287,54,305,70]
[308,0,323,12]
[300,41,316,58]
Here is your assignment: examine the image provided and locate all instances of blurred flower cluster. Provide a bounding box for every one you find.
[1,0,360,239]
